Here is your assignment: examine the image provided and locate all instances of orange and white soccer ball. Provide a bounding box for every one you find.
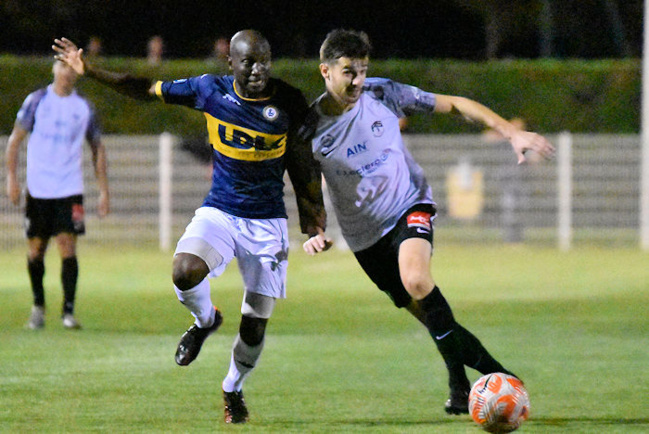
[469,373,530,433]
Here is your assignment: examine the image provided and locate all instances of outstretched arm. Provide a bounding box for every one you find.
[434,94,555,164]
[53,37,156,101]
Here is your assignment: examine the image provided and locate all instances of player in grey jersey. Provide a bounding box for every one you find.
[302,29,555,414]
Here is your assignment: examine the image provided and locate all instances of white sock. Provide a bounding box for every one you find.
[222,334,264,392]
[174,278,214,328]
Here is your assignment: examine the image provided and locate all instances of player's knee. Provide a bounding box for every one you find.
[172,253,209,290]
[401,272,434,300]
[28,240,48,260]
[239,316,267,347]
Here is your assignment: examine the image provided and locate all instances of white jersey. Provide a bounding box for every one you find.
[308,78,436,251]
[16,85,101,199]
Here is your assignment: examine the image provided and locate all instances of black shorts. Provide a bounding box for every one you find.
[353,203,436,308]
[25,192,85,239]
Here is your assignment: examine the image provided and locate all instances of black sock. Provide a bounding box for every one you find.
[420,286,470,392]
[27,257,45,307]
[61,257,78,315]
[454,323,514,376]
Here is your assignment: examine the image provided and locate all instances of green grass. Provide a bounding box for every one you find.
[1,243,648,433]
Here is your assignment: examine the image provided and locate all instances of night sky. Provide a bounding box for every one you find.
[0,0,643,59]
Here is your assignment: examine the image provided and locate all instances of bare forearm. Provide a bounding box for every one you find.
[93,144,109,194]
[5,127,25,179]
[85,63,155,101]
[435,95,516,139]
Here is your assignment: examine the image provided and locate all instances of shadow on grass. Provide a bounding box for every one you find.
[530,417,649,426]
[261,417,649,431]
[262,418,470,428]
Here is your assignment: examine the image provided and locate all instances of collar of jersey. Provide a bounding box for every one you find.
[233,80,275,102]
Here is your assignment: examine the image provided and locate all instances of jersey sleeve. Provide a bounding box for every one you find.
[15,88,47,132]
[154,74,215,110]
[364,77,437,117]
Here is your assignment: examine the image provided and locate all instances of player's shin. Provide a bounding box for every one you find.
[27,256,46,306]
[420,286,470,392]
[174,278,215,327]
[61,256,78,314]
[222,333,265,392]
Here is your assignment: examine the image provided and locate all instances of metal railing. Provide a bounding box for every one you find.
[0,133,644,250]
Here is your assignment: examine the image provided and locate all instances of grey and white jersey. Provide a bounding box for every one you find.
[309,78,436,251]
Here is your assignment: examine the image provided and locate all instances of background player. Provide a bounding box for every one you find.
[5,60,110,330]
[302,29,555,414]
[53,31,325,424]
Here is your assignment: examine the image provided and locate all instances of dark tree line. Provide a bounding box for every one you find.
[0,0,642,59]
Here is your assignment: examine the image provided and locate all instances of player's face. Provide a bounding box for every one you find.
[321,56,368,109]
[229,39,271,98]
[53,61,78,93]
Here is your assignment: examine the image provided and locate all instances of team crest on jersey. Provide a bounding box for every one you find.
[263,105,279,121]
[371,120,384,137]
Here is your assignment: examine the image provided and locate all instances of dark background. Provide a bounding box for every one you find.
[0,0,644,59]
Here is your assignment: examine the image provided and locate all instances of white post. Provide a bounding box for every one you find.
[641,0,649,250]
[159,133,173,252]
[557,132,572,251]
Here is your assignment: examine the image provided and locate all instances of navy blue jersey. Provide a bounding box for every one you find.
[156,75,313,220]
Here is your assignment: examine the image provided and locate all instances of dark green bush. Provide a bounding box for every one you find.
[0,55,639,136]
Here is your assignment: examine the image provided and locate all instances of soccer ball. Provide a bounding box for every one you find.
[468,373,530,433]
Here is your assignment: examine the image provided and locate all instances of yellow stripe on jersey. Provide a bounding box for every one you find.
[204,113,287,161]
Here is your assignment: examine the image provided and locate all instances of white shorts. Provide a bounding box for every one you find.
[175,207,289,299]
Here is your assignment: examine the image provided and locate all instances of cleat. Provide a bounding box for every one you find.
[62,313,82,329]
[175,307,223,366]
[223,390,249,424]
[445,389,470,415]
[27,305,45,329]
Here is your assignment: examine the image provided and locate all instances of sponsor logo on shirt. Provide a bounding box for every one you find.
[320,135,336,157]
[222,94,241,106]
[205,115,286,161]
[407,211,432,230]
[346,141,368,158]
[335,149,390,176]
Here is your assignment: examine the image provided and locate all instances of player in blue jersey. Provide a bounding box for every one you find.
[5,60,110,331]
[302,29,555,415]
[53,30,326,424]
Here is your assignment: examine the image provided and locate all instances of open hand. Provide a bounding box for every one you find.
[52,38,86,75]
[511,130,555,164]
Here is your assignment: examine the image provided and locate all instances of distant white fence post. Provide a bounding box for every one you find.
[641,0,649,250]
[643,128,649,250]
[159,133,173,252]
[557,132,572,251]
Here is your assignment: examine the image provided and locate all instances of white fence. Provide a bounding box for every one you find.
[0,133,644,250]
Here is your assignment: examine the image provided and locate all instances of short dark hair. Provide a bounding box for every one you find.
[320,29,371,63]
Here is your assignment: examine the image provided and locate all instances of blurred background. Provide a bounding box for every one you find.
[0,0,643,59]
[0,0,646,250]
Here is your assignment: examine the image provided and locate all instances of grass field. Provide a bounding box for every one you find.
[0,242,647,433]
